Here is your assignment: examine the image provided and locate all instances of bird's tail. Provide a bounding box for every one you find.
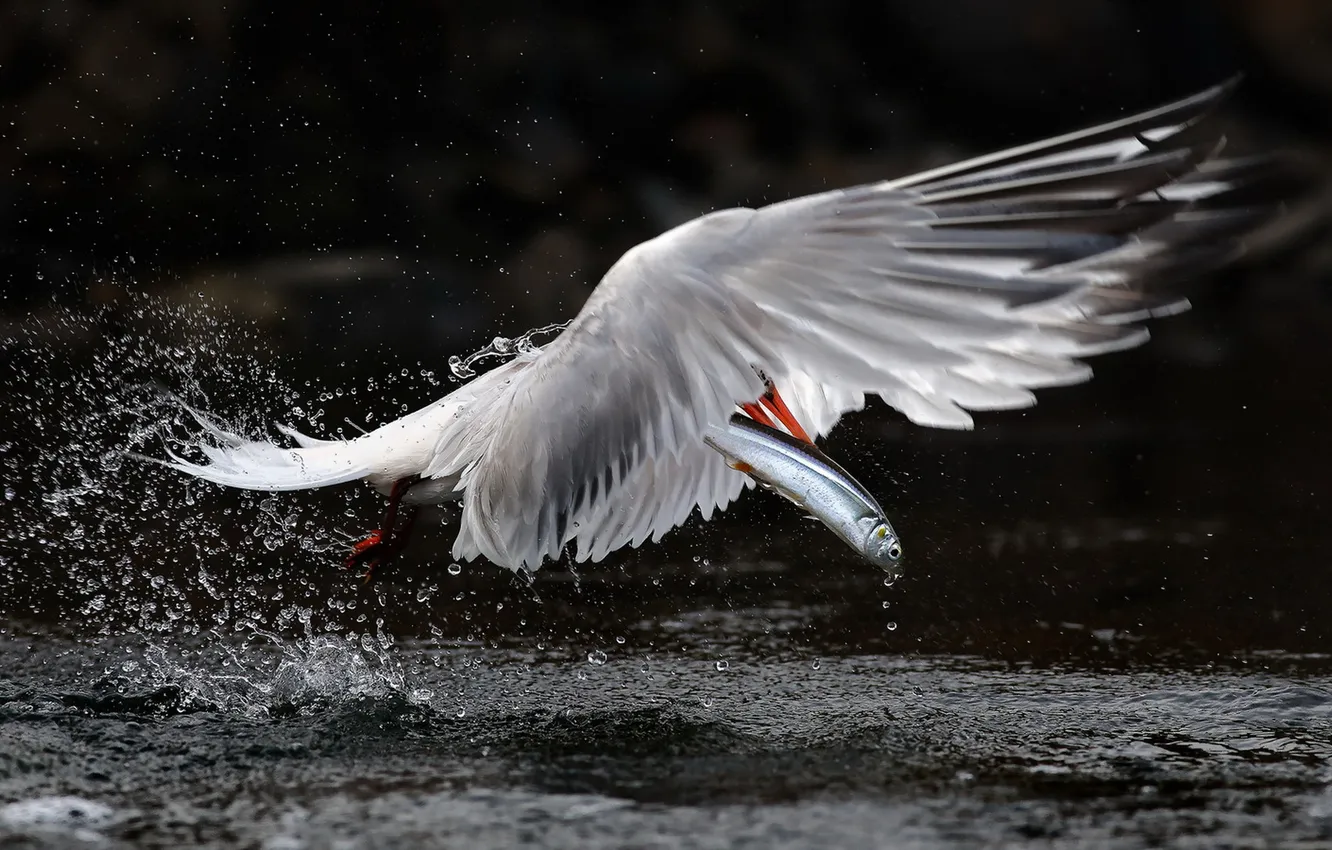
[130,402,374,492]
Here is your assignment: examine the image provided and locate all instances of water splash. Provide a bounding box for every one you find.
[446,321,570,380]
[1,293,314,633]
[0,291,496,711]
[140,629,412,718]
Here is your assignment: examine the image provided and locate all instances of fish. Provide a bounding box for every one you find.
[704,413,903,575]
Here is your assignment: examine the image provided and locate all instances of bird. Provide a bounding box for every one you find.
[143,78,1287,582]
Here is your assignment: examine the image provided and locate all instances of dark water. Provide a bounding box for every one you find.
[4,291,1332,848]
[4,607,1332,849]
[5,536,1332,849]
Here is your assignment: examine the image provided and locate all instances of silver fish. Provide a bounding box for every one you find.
[704,414,903,575]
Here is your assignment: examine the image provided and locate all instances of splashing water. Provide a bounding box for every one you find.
[140,628,413,718]
[0,292,510,714]
[2,293,313,631]
[446,321,570,380]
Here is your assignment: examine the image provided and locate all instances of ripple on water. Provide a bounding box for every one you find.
[3,635,1332,847]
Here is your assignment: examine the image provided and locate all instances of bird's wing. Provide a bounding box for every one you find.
[440,79,1281,571]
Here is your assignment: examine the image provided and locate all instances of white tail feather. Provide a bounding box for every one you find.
[132,405,373,492]
[152,438,371,492]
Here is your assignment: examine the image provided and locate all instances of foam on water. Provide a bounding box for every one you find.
[0,795,117,847]
[0,796,115,828]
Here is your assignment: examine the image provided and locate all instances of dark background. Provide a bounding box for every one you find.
[3,0,1332,659]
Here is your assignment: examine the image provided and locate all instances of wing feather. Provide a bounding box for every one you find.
[443,79,1285,571]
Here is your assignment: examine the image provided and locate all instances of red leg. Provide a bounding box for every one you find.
[346,476,420,585]
[356,505,420,586]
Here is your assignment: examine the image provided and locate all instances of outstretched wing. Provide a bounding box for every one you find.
[441,79,1283,571]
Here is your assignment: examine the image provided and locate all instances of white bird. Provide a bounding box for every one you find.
[146,79,1284,580]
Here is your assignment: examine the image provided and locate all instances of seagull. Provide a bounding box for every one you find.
[146,79,1284,581]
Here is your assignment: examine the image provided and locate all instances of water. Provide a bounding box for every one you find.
[4,628,1332,848]
[447,322,571,381]
[3,295,1332,847]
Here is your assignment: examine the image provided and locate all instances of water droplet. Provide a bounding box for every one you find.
[447,563,462,576]
[448,355,470,379]
[715,660,729,672]
[883,576,897,588]
[811,659,821,670]
[886,621,898,631]
[455,707,466,718]
[576,670,587,681]
[587,649,607,666]
[614,636,626,645]
[881,600,890,609]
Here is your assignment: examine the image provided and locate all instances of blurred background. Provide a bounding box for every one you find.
[3,0,1332,658]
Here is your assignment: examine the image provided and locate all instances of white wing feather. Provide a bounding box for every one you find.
[433,80,1279,571]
